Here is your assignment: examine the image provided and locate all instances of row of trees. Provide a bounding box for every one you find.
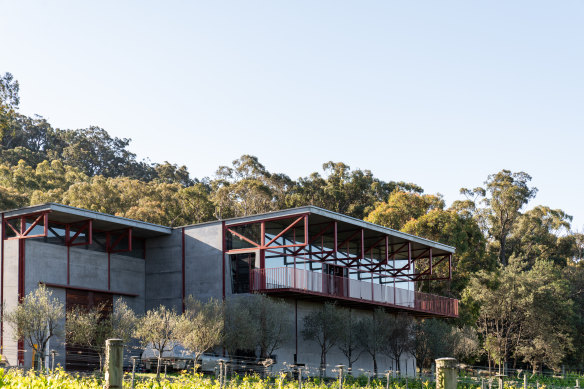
[301,303,478,376]
[7,285,477,378]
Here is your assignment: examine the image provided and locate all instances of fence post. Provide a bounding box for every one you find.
[131,356,139,389]
[435,358,457,389]
[523,373,527,389]
[104,339,123,389]
[336,365,345,389]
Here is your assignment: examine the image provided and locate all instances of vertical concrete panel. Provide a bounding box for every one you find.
[184,222,224,301]
[2,240,19,366]
[145,231,182,311]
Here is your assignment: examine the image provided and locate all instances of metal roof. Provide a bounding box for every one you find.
[223,205,455,254]
[2,203,172,237]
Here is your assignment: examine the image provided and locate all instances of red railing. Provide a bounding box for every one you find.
[251,267,458,318]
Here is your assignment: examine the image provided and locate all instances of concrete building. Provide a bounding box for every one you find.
[0,203,457,374]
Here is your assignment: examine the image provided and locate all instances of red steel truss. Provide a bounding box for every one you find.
[224,211,457,318]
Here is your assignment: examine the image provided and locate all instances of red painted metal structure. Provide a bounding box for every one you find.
[224,211,457,318]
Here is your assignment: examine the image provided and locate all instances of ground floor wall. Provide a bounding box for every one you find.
[267,298,416,377]
[1,240,146,369]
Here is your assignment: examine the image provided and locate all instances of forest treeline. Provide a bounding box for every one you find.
[2,72,584,372]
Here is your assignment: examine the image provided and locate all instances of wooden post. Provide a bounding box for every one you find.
[435,358,457,389]
[104,339,123,389]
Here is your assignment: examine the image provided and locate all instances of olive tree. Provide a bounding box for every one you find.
[177,296,224,372]
[5,285,64,371]
[134,305,180,379]
[337,307,362,372]
[301,302,343,377]
[66,298,137,371]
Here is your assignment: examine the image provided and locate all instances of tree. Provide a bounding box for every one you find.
[177,296,224,372]
[413,319,455,370]
[301,302,344,377]
[463,260,574,373]
[249,294,293,359]
[461,170,537,266]
[515,261,573,373]
[382,313,414,373]
[66,298,137,371]
[357,308,388,376]
[402,207,491,295]
[365,191,444,231]
[0,72,19,141]
[5,285,64,371]
[337,308,362,372]
[134,305,180,379]
[223,297,258,358]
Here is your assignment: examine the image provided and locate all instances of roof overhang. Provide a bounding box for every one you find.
[2,203,172,238]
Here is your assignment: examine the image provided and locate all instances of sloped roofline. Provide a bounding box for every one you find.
[2,203,172,235]
[219,205,456,253]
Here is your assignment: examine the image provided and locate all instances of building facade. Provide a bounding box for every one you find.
[0,203,457,374]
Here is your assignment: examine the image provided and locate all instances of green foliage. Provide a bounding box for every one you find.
[4,285,64,371]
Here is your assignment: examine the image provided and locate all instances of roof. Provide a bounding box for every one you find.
[223,205,455,255]
[2,203,172,238]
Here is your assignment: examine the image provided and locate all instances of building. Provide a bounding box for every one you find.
[0,203,457,374]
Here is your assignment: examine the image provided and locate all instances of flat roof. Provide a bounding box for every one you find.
[2,203,172,238]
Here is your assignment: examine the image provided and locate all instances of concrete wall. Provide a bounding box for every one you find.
[184,222,224,301]
[0,239,147,369]
[145,230,182,311]
[2,239,19,367]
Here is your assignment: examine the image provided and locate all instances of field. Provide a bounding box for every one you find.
[0,368,583,389]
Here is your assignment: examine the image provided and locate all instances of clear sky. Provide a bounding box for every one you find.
[1,1,583,227]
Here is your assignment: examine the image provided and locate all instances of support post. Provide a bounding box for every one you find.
[435,358,457,389]
[104,339,124,389]
[336,365,345,389]
[131,356,139,389]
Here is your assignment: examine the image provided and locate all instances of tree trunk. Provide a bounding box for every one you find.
[500,235,507,266]
[373,354,378,376]
[156,356,161,380]
[320,348,326,378]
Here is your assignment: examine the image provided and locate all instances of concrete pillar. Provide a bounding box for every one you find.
[435,358,457,389]
[104,339,124,389]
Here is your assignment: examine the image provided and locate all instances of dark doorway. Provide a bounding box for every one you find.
[323,264,349,297]
[65,289,113,371]
[231,253,256,293]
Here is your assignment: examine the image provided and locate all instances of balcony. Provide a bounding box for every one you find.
[251,267,458,318]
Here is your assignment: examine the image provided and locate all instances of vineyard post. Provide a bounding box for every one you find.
[336,365,345,389]
[131,356,138,389]
[104,339,123,389]
[523,373,527,389]
[435,358,457,389]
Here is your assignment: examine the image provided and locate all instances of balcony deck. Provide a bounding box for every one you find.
[251,267,458,318]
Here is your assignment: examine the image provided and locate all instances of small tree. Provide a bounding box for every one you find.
[357,308,388,376]
[250,294,292,359]
[66,298,137,371]
[301,302,343,377]
[135,305,180,379]
[337,307,362,372]
[382,313,414,373]
[223,297,259,356]
[178,296,224,372]
[5,285,64,371]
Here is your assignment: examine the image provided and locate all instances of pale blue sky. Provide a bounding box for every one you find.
[1,1,583,227]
